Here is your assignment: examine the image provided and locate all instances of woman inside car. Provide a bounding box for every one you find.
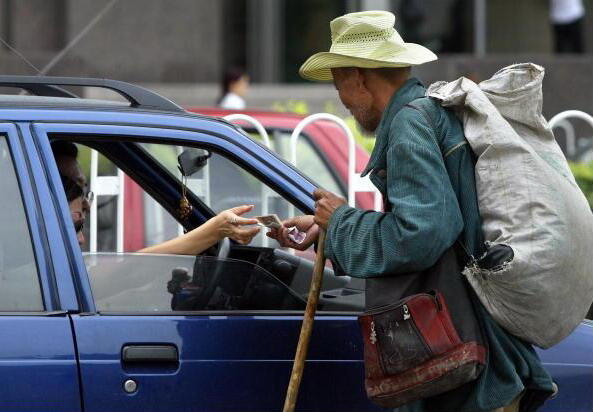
[55,141,260,254]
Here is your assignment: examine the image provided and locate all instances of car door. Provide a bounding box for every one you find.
[0,123,81,412]
[34,119,381,412]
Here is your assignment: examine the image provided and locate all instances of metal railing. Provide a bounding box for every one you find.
[289,113,382,211]
[549,110,593,159]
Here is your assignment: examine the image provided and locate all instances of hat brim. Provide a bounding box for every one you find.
[299,43,437,82]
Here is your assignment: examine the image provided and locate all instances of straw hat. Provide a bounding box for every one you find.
[299,11,437,82]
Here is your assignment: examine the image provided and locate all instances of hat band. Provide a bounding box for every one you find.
[332,27,395,43]
[330,37,408,59]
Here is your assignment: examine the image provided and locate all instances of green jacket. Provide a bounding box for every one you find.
[324,78,553,411]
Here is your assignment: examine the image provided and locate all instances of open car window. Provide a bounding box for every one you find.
[85,253,306,313]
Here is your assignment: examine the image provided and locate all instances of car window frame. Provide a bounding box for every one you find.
[0,123,64,314]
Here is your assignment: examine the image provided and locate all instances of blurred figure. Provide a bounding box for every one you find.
[550,0,585,53]
[398,0,426,45]
[218,67,250,110]
[442,0,474,53]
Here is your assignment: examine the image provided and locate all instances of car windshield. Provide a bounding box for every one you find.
[84,253,306,313]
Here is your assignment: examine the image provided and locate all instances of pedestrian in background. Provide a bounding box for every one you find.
[550,0,585,53]
[217,67,250,110]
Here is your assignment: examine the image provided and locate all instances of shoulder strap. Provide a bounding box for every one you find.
[405,98,475,263]
[405,97,469,159]
[404,97,442,150]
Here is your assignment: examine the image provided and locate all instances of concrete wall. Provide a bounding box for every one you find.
[414,55,593,120]
[62,0,222,82]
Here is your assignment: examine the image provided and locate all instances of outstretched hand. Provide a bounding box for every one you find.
[216,205,260,245]
[266,215,319,251]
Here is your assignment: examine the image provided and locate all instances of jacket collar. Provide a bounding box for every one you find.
[361,77,426,177]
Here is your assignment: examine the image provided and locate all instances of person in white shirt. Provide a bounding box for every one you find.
[218,68,250,110]
[550,0,585,53]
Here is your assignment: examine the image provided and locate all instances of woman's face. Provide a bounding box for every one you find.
[69,196,85,246]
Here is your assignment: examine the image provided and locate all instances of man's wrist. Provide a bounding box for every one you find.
[327,203,350,231]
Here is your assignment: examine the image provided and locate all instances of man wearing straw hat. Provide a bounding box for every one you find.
[268,10,554,412]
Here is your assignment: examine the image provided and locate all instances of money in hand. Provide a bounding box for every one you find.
[254,214,283,229]
[287,226,306,244]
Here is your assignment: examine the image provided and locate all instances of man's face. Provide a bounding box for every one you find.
[56,155,90,246]
[331,68,382,133]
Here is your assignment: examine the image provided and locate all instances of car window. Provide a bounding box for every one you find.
[0,137,43,311]
[85,253,306,312]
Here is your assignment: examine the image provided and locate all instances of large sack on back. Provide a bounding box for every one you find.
[427,63,593,348]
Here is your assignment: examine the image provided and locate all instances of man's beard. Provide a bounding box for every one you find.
[351,104,381,134]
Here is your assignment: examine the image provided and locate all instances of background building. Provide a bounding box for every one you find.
[0,0,592,119]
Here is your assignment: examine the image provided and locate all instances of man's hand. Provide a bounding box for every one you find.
[266,215,319,251]
[313,188,347,230]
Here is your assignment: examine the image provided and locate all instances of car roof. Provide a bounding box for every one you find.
[0,75,184,112]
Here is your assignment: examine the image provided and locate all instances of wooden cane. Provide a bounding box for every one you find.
[282,230,326,412]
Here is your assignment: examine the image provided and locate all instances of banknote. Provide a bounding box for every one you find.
[254,214,283,229]
[287,226,306,244]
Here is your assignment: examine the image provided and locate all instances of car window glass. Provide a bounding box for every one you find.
[85,253,306,312]
[0,137,43,311]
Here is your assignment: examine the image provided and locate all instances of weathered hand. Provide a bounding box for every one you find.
[313,188,347,230]
[216,205,260,245]
[266,214,319,251]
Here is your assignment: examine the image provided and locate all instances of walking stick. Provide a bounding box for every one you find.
[282,230,326,412]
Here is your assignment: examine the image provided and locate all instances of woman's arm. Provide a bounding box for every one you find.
[138,205,260,255]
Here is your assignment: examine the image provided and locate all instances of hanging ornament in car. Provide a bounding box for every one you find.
[178,171,193,220]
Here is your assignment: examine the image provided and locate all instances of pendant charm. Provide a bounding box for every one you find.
[370,321,377,345]
[178,195,193,220]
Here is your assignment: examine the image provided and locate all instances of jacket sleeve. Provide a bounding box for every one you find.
[324,107,464,278]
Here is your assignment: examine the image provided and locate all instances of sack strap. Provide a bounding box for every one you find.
[405,99,475,265]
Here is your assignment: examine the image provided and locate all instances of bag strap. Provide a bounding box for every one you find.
[405,98,476,264]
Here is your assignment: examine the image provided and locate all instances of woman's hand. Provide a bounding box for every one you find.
[216,205,260,245]
[266,214,319,251]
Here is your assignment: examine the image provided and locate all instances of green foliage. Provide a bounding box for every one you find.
[271,100,310,115]
[569,161,593,208]
[271,99,376,154]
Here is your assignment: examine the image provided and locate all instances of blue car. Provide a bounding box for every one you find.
[0,76,590,412]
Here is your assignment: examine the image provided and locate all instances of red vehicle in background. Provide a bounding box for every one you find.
[190,108,376,210]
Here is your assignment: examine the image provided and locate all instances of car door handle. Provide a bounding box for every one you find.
[121,345,178,363]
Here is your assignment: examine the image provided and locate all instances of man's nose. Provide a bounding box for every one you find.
[77,231,85,246]
[82,197,91,214]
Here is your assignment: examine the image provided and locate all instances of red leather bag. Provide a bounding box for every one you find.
[359,247,487,408]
